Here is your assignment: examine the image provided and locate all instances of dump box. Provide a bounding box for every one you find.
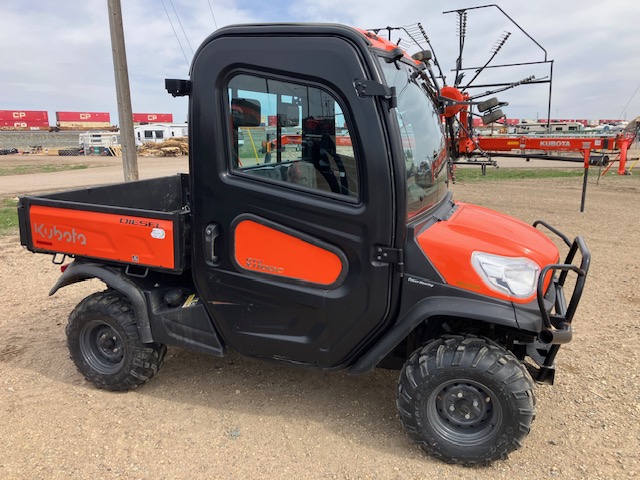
[18,174,190,273]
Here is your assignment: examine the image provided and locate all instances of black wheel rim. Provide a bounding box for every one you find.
[427,379,503,446]
[79,320,125,375]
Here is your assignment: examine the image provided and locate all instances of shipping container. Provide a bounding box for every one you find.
[0,125,49,131]
[0,110,49,122]
[56,111,110,123]
[132,113,173,123]
[57,121,112,129]
[0,120,50,128]
[0,119,49,127]
[472,118,517,127]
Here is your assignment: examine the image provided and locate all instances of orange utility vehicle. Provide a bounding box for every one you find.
[18,24,590,465]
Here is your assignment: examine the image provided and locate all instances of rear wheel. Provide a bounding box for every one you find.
[66,291,166,391]
[397,335,535,465]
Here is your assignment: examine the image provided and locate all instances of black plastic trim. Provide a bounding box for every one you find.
[49,260,155,343]
[349,288,518,375]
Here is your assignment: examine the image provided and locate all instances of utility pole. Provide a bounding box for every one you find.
[107,0,138,181]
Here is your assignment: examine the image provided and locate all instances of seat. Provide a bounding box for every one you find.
[248,167,283,181]
[287,161,317,188]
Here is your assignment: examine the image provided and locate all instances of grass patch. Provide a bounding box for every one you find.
[454,167,585,182]
[0,197,18,235]
[0,164,90,176]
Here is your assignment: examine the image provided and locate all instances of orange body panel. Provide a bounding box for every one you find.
[416,203,559,303]
[29,205,175,269]
[354,28,422,66]
[476,136,626,152]
[234,219,344,286]
[440,86,464,118]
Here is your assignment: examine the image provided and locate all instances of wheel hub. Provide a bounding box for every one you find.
[79,321,125,374]
[438,384,491,428]
[427,379,503,446]
[95,328,123,362]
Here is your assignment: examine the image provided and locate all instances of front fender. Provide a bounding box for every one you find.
[50,260,154,343]
[348,295,518,375]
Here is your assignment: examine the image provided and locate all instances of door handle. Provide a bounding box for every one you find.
[204,223,221,264]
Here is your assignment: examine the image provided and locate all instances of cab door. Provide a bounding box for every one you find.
[189,27,398,367]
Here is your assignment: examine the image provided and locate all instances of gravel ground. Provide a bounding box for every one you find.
[0,165,639,479]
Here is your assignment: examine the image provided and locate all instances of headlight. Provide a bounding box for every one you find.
[471,252,540,299]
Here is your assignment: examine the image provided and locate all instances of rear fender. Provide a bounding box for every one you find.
[348,296,518,375]
[49,260,154,343]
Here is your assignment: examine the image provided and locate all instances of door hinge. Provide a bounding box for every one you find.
[374,246,404,270]
[354,79,397,108]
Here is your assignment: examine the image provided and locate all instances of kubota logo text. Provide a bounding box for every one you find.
[33,223,87,245]
[245,257,284,274]
[540,140,571,147]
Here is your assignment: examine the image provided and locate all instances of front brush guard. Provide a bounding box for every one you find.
[528,220,591,384]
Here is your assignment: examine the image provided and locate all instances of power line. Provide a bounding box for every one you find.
[169,0,194,56]
[207,0,218,30]
[160,0,190,67]
[619,79,640,119]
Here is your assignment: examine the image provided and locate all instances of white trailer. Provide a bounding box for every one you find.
[134,123,188,145]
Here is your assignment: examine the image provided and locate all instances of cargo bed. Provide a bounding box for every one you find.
[18,174,190,273]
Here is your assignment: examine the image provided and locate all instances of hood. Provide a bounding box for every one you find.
[415,202,559,303]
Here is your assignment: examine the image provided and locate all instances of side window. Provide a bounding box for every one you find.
[144,131,153,139]
[226,74,359,198]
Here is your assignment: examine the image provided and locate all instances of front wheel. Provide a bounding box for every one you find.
[66,291,166,391]
[397,335,535,465]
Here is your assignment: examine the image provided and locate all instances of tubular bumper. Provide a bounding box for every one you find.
[529,221,591,384]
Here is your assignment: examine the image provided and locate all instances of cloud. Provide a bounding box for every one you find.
[1,0,639,123]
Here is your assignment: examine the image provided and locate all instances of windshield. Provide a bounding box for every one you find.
[378,59,448,219]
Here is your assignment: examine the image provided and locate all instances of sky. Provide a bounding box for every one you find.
[1,0,639,125]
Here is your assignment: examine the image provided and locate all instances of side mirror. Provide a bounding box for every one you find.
[278,103,300,127]
[231,98,261,127]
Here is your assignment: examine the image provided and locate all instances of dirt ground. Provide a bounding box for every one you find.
[1,159,639,479]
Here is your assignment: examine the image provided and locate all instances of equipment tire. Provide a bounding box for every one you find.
[481,109,504,125]
[477,97,499,113]
[66,291,166,391]
[397,335,535,465]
